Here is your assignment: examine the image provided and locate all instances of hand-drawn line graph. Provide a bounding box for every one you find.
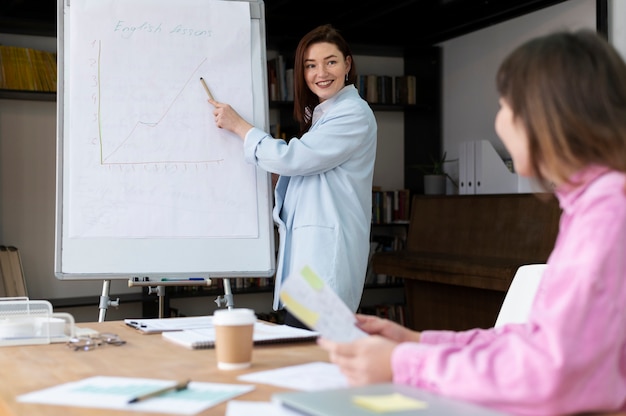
[64,3,259,240]
[95,40,225,167]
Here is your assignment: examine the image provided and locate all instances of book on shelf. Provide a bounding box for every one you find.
[366,236,406,287]
[284,68,294,101]
[371,188,410,224]
[371,233,406,252]
[0,45,57,92]
[267,57,279,101]
[356,74,416,105]
[277,54,286,101]
[267,55,290,102]
[162,320,319,349]
[377,75,393,104]
[366,74,378,103]
[395,75,416,105]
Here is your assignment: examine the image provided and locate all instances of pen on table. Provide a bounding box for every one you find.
[128,379,190,404]
[161,277,205,281]
[199,77,214,101]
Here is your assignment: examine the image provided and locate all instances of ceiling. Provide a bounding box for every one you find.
[264,0,569,51]
[1,0,569,48]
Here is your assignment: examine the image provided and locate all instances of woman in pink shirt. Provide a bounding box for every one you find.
[318,29,626,415]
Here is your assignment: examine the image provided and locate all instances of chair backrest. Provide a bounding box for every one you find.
[494,264,547,328]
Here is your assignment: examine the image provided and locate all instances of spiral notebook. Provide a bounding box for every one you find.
[162,321,319,349]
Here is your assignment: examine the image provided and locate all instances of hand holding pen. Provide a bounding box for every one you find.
[200,77,252,139]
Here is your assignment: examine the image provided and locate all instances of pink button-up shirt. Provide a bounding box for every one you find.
[392,166,626,415]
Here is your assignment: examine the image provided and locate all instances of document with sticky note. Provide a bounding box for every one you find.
[351,393,427,412]
[273,383,508,416]
[279,265,367,342]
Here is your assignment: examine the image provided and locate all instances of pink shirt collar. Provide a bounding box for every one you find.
[555,165,611,211]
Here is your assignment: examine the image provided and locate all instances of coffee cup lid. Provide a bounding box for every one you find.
[213,308,255,325]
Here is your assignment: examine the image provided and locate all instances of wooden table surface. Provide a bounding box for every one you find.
[0,320,329,416]
[2,320,625,416]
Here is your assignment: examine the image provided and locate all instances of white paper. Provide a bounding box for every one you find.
[279,265,368,342]
[238,362,348,392]
[124,316,213,333]
[18,376,254,415]
[162,321,319,349]
[226,400,302,416]
[67,0,257,239]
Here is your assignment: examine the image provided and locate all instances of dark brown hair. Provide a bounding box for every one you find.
[496,29,626,190]
[292,24,357,135]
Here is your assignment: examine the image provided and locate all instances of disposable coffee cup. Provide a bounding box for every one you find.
[213,308,255,370]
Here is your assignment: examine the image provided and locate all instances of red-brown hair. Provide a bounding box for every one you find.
[292,24,356,136]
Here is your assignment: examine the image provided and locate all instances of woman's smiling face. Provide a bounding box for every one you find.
[303,41,351,103]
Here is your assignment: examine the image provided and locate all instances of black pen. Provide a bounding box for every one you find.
[128,379,190,404]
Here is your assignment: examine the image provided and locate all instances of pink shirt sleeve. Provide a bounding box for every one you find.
[391,170,626,416]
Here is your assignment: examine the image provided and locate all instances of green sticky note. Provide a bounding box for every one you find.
[300,265,324,291]
[352,393,428,412]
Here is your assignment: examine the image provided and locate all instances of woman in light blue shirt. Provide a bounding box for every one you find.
[209,24,377,327]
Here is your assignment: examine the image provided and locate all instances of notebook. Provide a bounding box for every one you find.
[272,383,508,416]
[162,321,319,349]
[125,316,213,334]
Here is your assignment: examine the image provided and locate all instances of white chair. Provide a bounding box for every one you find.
[494,264,547,328]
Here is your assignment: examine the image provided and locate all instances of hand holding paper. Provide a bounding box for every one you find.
[279,266,367,343]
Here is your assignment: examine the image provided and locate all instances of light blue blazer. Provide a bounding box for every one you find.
[243,85,377,312]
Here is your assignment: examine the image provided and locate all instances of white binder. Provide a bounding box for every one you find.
[474,140,517,194]
[458,140,541,195]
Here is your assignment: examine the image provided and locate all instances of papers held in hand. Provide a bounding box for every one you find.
[279,265,367,343]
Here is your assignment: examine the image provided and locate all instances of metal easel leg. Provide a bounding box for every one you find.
[98,280,120,322]
[214,278,235,309]
[146,285,166,318]
[157,285,165,318]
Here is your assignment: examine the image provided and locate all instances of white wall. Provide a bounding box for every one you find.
[1,99,138,301]
[609,0,626,60]
[440,0,596,185]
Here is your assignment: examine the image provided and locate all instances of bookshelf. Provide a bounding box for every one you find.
[0,89,55,101]
[363,221,407,324]
[371,188,410,225]
[0,44,57,101]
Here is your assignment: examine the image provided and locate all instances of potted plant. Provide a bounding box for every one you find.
[414,152,458,195]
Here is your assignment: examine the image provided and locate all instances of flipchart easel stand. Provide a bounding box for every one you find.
[103,277,235,321]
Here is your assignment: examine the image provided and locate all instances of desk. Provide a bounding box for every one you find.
[0,320,328,416]
[2,320,625,416]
